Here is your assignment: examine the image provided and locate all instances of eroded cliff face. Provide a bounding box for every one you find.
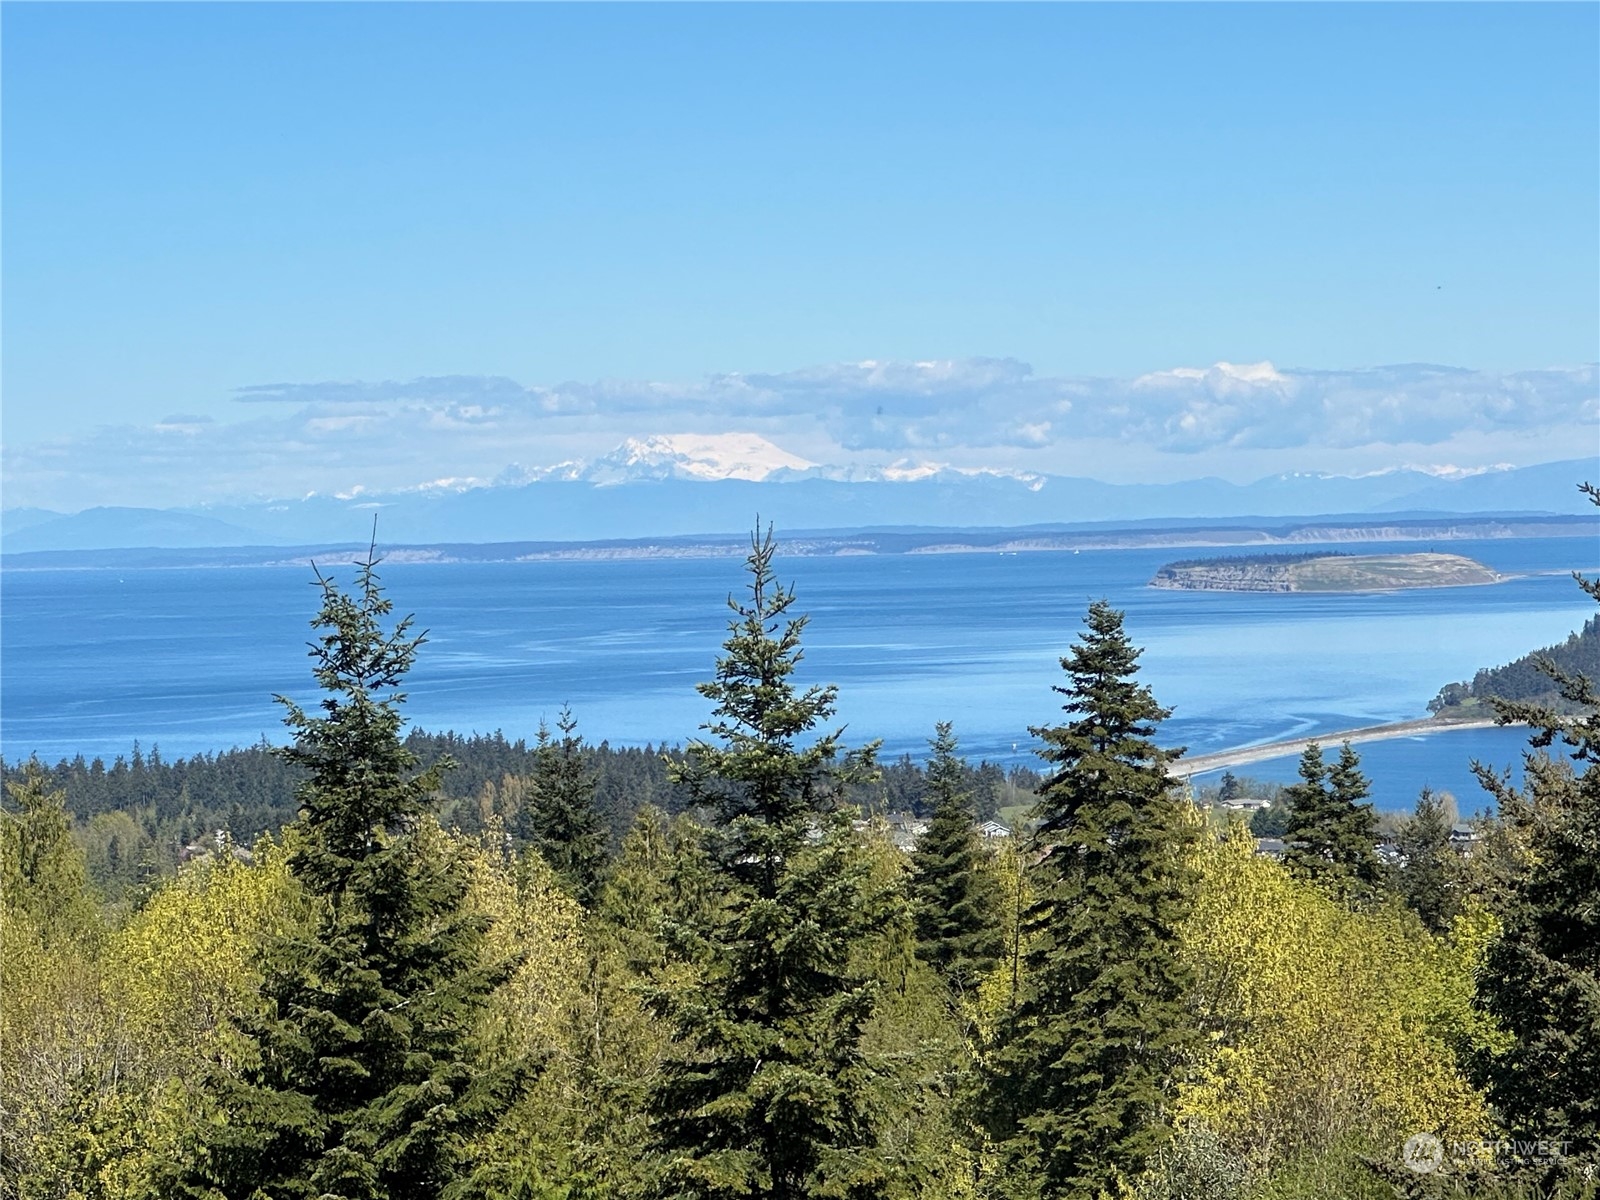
[1149,552,1501,593]
[1151,562,1297,591]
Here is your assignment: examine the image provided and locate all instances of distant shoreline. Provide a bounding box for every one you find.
[1175,715,1517,778]
[3,513,1594,572]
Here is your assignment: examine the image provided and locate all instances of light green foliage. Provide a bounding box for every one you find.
[2,761,98,945]
[460,832,670,1198]
[1174,827,1498,1181]
[77,809,160,909]
[1,837,302,1200]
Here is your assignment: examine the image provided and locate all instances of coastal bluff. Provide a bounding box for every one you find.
[1149,551,1502,593]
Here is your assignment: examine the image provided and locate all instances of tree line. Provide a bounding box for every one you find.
[1431,614,1599,716]
[3,507,1598,1200]
[2,728,1032,908]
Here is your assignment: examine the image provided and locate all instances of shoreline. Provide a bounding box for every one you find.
[4,517,1595,572]
[1174,716,1516,779]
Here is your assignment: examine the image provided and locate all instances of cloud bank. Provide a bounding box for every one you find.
[5,359,1594,511]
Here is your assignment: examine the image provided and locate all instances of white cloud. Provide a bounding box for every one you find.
[3,358,1593,510]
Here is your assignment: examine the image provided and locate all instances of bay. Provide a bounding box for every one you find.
[2,535,1594,812]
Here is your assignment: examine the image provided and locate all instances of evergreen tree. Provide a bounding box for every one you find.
[595,804,676,976]
[986,599,1199,1199]
[649,524,886,1200]
[181,551,525,1200]
[1280,743,1332,874]
[1393,787,1461,935]
[1216,771,1241,803]
[1282,740,1381,899]
[907,722,1003,998]
[0,759,97,946]
[1471,482,1600,1168]
[521,706,607,906]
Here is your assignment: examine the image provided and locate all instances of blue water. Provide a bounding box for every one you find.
[2,536,1594,812]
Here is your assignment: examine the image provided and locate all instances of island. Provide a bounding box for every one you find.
[1148,551,1502,593]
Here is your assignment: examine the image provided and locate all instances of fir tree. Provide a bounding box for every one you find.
[1280,742,1332,875]
[986,599,1199,1199]
[595,804,676,976]
[1470,482,1600,1168]
[181,550,525,1200]
[907,722,1003,998]
[1282,740,1381,899]
[522,706,607,906]
[0,760,97,946]
[649,524,885,1200]
[1393,787,1461,935]
[1217,771,1241,803]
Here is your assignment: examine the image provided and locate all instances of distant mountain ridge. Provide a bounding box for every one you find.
[1,449,1591,554]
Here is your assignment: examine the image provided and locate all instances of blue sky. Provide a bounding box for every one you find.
[3,3,1596,507]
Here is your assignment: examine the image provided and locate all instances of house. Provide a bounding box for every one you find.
[1220,796,1272,814]
[1449,822,1483,852]
[881,810,930,853]
[977,819,1012,840]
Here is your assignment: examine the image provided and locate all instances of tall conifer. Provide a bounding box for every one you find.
[907,723,1003,997]
[181,551,524,1200]
[1282,740,1381,899]
[986,600,1199,1199]
[1471,483,1600,1168]
[0,761,97,946]
[649,524,885,1200]
[522,706,607,905]
[1393,787,1461,934]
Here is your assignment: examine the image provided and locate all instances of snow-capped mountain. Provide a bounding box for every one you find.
[3,452,1592,555]
[584,433,818,483]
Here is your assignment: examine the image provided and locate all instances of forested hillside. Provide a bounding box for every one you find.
[1431,615,1600,715]
[4,523,1598,1200]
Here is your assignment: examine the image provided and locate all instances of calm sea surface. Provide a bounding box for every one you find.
[3,535,1595,812]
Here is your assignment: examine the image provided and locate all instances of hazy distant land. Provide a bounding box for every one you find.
[2,512,1592,572]
[1149,551,1503,593]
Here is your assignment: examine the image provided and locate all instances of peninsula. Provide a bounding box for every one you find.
[1149,551,1502,593]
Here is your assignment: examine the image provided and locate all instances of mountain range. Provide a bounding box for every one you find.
[2,435,1593,554]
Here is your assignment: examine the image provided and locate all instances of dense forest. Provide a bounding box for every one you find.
[1156,551,1349,570]
[0,733,1034,907]
[1430,615,1600,717]
[3,515,1598,1200]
